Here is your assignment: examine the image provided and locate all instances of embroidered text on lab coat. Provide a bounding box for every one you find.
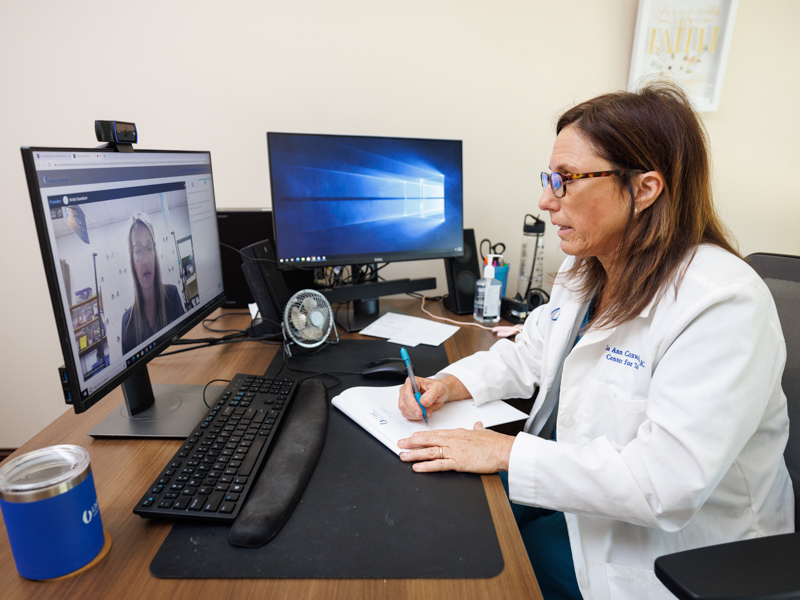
[605,346,646,370]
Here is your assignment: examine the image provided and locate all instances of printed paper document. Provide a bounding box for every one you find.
[358,312,459,346]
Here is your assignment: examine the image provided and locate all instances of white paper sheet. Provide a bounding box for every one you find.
[332,385,528,455]
[358,312,459,347]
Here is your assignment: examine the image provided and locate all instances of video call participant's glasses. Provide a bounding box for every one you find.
[132,243,156,262]
[540,169,644,198]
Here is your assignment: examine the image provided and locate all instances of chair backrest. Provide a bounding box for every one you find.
[746,253,800,531]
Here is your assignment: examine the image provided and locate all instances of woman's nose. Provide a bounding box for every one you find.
[538,187,558,213]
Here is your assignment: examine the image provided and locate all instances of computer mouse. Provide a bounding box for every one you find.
[361,358,409,381]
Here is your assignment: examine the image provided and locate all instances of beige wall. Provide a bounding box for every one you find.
[1,0,798,448]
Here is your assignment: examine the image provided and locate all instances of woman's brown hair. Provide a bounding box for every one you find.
[556,81,738,328]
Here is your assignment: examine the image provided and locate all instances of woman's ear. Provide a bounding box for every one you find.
[634,171,665,214]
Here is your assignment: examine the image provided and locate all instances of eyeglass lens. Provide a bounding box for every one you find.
[133,243,156,261]
[541,172,566,198]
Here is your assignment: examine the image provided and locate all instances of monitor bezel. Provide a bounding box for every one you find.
[21,145,226,415]
[266,131,465,270]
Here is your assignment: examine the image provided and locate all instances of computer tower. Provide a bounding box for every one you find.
[217,208,316,309]
[217,208,274,308]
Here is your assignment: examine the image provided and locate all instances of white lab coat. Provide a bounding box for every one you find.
[442,245,794,600]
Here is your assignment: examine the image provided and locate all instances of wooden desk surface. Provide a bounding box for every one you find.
[0,299,540,599]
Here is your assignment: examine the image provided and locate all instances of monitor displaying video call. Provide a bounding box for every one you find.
[22,147,225,413]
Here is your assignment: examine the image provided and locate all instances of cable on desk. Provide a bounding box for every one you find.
[418,296,524,337]
[173,309,284,346]
[172,331,247,345]
[279,348,367,391]
[418,296,491,329]
[158,335,282,357]
[406,291,445,302]
[201,311,252,333]
[332,301,354,333]
[202,379,231,408]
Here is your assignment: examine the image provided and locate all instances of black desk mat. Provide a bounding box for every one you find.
[150,339,504,579]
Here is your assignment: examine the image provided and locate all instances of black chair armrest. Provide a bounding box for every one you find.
[655,532,800,600]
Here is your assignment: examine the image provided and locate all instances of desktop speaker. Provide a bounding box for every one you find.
[443,228,482,315]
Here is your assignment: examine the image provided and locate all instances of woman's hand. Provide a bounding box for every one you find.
[398,422,515,473]
[398,375,469,421]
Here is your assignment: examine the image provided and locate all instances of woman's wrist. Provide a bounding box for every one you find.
[438,375,471,403]
[497,434,516,472]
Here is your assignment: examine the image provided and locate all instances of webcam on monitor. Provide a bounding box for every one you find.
[95,120,137,152]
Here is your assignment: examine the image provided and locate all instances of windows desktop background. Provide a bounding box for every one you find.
[268,133,463,265]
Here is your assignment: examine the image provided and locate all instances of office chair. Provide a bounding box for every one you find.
[655,252,800,600]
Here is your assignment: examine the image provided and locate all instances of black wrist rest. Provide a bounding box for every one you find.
[229,377,328,548]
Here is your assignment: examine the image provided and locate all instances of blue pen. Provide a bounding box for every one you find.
[400,347,428,426]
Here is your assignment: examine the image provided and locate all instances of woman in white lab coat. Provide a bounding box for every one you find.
[397,82,794,600]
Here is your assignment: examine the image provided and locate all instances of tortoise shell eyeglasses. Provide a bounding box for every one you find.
[540,170,644,198]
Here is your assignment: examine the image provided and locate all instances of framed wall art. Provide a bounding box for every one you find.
[628,0,739,111]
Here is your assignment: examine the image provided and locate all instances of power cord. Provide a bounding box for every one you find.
[201,311,251,333]
[279,350,363,391]
[418,296,525,338]
[158,335,282,357]
[202,379,231,408]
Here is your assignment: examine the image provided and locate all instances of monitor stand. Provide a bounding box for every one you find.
[320,272,437,333]
[88,367,223,438]
[334,298,392,333]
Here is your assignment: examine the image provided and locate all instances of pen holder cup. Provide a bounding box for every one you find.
[495,264,509,297]
[0,445,106,580]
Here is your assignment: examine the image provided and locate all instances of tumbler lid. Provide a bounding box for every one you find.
[0,445,90,502]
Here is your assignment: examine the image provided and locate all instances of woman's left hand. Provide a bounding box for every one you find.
[398,422,515,473]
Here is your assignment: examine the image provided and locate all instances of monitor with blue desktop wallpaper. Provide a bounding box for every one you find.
[21,147,226,437]
[267,132,464,329]
[267,132,464,268]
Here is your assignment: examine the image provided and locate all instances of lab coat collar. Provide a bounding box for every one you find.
[576,292,657,347]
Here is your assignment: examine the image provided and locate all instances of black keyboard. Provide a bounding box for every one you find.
[134,373,297,522]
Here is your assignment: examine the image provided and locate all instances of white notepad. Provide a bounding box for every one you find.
[332,385,528,455]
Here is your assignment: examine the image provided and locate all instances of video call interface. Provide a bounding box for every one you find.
[30,150,224,401]
[268,133,464,266]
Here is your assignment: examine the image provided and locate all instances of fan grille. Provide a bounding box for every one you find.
[283,290,334,348]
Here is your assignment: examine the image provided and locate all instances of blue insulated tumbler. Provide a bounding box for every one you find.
[0,445,104,580]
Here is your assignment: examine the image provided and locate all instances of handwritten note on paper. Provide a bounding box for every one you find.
[359,313,460,347]
[332,385,528,455]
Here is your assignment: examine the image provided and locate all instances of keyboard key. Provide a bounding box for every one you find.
[204,492,224,512]
[237,436,267,477]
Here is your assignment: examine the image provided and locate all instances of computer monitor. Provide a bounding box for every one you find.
[267,132,464,330]
[21,146,226,438]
